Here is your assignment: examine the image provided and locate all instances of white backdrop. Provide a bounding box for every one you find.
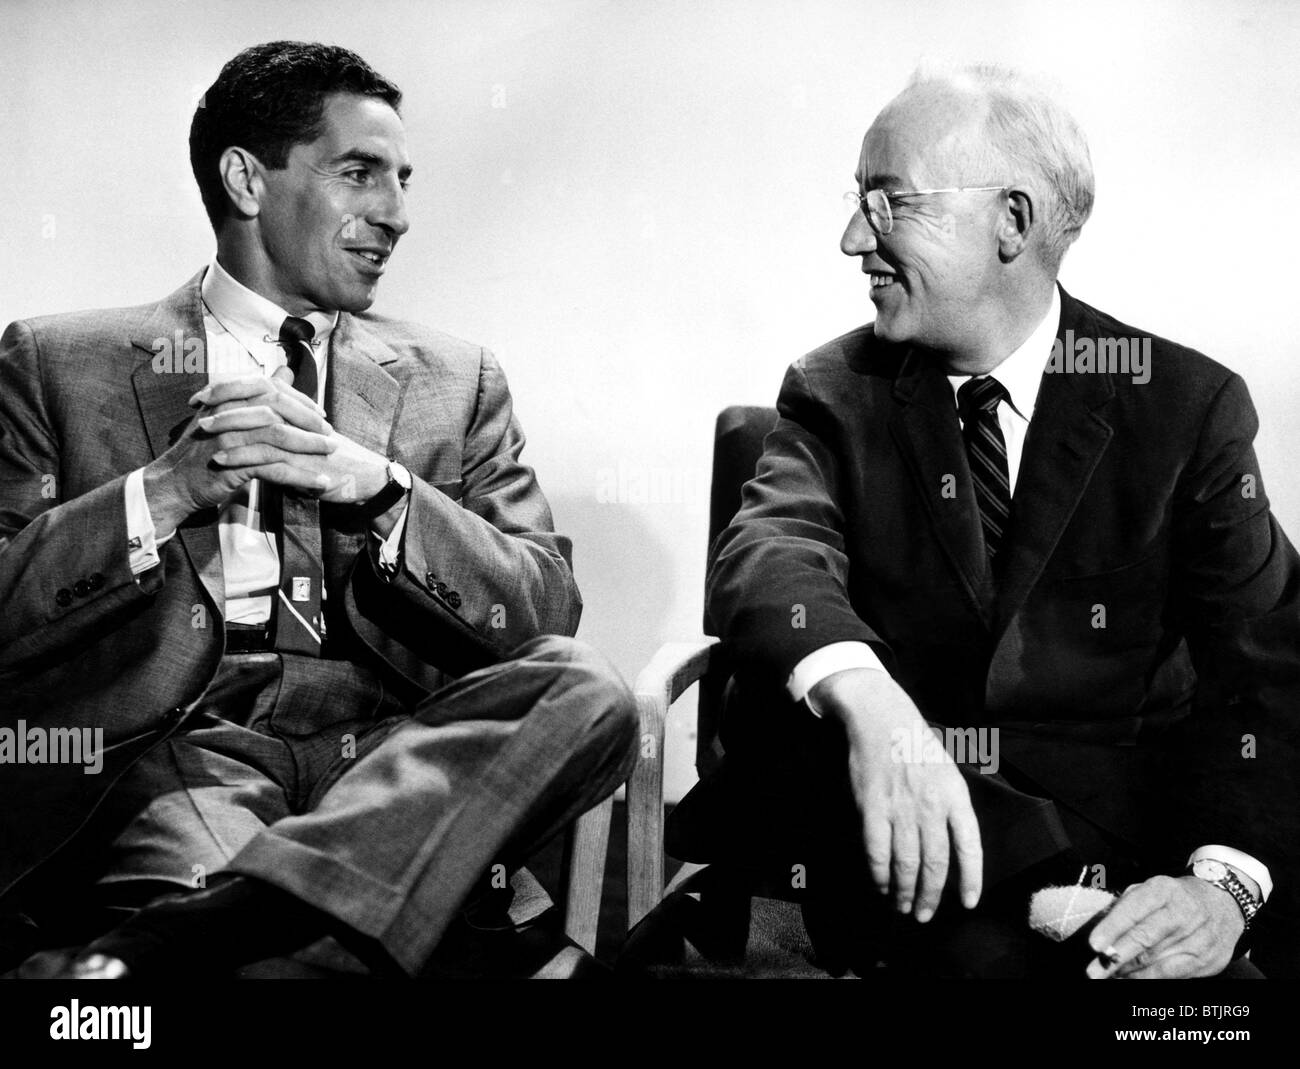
[3,0,1298,799]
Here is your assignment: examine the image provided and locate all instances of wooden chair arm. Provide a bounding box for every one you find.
[562,797,614,954]
[626,637,720,928]
[633,638,721,721]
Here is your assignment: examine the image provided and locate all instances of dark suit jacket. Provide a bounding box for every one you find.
[704,286,1300,906]
[0,271,580,901]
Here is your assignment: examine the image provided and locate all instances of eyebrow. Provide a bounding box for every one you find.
[865,172,905,190]
[329,149,414,181]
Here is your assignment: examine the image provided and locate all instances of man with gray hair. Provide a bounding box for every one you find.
[687,64,1300,977]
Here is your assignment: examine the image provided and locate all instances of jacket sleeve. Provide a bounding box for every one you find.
[347,346,581,666]
[1164,371,1300,871]
[0,320,166,677]
[705,359,891,691]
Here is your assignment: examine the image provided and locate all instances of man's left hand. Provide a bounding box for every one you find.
[198,369,390,506]
[1085,875,1246,978]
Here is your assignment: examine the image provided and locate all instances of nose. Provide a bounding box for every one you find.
[840,207,877,257]
[371,177,410,238]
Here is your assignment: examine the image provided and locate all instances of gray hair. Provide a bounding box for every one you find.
[904,63,1095,271]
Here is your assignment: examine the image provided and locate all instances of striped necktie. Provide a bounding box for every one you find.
[957,375,1011,560]
[268,316,325,655]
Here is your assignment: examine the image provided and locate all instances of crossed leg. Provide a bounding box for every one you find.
[20,636,637,977]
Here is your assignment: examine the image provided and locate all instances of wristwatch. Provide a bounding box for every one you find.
[1188,858,1262,931]
[357,459,412,520]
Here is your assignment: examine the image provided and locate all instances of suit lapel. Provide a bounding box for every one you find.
[889,350,996,627]
[324,314,403,453]
[322,313,405,585]
[129,271,226,618]
[992,288,1115,642]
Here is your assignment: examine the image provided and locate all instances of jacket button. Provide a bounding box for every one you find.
[435,581,448,595]
[165,706,186,724]
[55,588,73,607]
[73,579,92,597]
[88,572,106,591]
[447,592,462,610]
[425,571,438,592]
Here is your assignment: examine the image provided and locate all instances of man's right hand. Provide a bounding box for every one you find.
[809,667,983,923]
[142,368,337,538]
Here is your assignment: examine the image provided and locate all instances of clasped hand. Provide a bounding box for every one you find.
[144,369,388,534]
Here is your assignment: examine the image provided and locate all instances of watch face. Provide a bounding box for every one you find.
[1192,859,1229,882]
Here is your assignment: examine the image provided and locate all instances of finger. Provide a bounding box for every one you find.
[209,443,330,472]
[1087,902,1185,979]
[948,800,983,909]
[189,378,274,408]
[213,426,339,457]
[197,406,287,434]
[1089,879,1171,955]
[192,375,327,418]
[863,808,893,897]
[206,392,329,433]
[1124,940,1217,980]
[912,807,950,923]
[1090,933,1194,980]
[240,461,333,493]
[890,818,921,915]
[268,365,326,413]
[1110,912,1215,979]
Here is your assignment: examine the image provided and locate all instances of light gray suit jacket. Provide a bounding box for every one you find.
[0,270,580,900]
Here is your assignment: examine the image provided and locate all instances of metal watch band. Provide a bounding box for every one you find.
[1190,862,1261,931]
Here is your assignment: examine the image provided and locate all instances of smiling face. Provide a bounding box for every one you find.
[841,87,1006,359]
[247,92,412,315]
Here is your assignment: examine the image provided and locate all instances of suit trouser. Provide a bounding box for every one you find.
[91,635,638,975]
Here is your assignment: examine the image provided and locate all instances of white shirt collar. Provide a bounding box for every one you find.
[946,284,1061,422]
[200,257,339,357]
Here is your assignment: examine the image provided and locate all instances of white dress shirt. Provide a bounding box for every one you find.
[782,286,1271,898]
[124,258,410,623]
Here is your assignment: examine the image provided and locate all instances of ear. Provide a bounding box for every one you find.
[996,186,1035,263]
[217,146,264,220]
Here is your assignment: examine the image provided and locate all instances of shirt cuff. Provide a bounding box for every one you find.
[1188,846,1273,903]
[373,499,410,576]
[787,641,888,717]
[124,468,174,576]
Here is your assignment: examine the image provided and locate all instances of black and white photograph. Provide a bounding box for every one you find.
[1,0,1296,1052]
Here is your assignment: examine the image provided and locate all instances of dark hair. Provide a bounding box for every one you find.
[189,41,402,230]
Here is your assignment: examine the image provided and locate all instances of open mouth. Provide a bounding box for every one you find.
[348,248,390,272]
[870,273,897,290]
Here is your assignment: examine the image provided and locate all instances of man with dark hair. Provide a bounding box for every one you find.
[188,41,404,230]
[0,41,637,978]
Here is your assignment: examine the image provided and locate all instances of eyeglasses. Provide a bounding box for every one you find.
[843,186,1005,236]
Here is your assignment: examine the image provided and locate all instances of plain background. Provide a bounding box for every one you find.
[3,0,1298,800]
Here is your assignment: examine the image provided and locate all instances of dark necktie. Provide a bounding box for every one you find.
[268,316,324,656]
[957,375,1012,560]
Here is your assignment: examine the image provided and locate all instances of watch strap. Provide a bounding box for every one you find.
[1190,862,1261,931]
[357,461,410,521]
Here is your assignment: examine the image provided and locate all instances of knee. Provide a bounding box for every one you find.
[527,639,639,759]
[508,634,598,666]
[510,636,620,693]
[516,636,638,746]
